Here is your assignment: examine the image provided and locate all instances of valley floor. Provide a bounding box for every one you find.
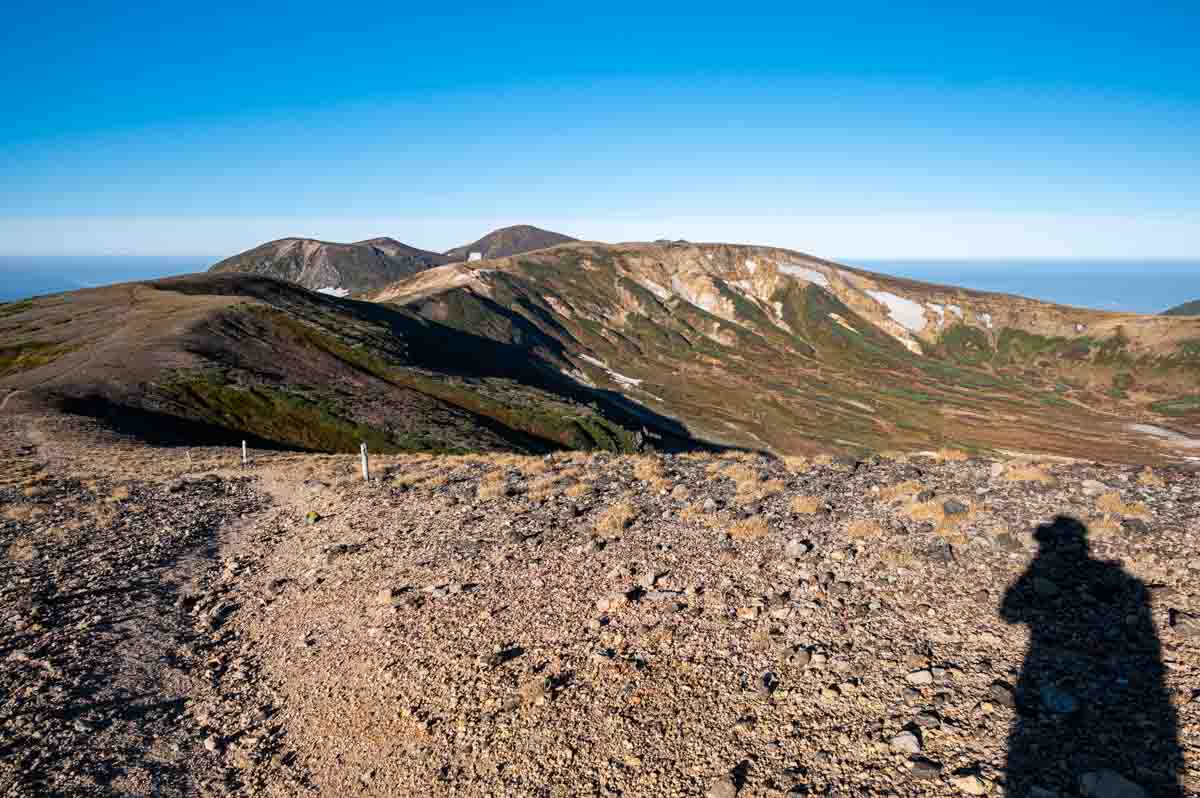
[3,414,1200,797]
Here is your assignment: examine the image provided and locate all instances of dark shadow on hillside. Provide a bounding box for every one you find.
[55,395,311,451]
[152,273,740,454]
[1000,516,1182,797]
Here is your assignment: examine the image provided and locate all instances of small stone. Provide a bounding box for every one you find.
[706,776,738,798]
[989,462,1005,479]
[952,775,989,795]
[890,731,921,754]
[1170,609,1200,637]
[906,669,933,686]
[1121,518,1150,536]
[596,592,628,613]
[914,711,941,728]
[943,499,969,516]
[1081,479,1108,497]
[989,681,1016,708]
[910,759,943,780]
[736,606,761,621]
[785,539,811,559]
[703,498,718,512]
[1079,770,1148,798]
[809,652,828,669]
[376,588,403,607]
[638,570,665,589]
[203,735,220,752]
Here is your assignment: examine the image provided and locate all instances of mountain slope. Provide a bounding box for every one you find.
[208,237,450,296]
[445,225,576,262]
[1164,300,1200,316]
[373,240,1200,463]
[0,274,705,454]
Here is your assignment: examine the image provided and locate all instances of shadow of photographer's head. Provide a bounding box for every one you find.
[1032,515,1089,553]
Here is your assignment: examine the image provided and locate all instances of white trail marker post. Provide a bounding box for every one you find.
[360,442,369,482]
[242,440,248,467]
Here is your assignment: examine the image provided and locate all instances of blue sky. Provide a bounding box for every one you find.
[2,0,1198,257]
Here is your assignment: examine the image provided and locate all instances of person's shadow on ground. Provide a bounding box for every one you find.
[1000,516,1183,797]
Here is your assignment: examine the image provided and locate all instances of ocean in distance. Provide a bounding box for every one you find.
[1,255,1198,315]
[0,256,217,303]
[852,259,1200,315]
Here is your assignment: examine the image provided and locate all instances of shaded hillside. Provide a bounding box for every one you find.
[374,241,1200,464]
[1165,300,1200,316]
[208,237,449,296]
[0,275,708,455]
[445,225,576,262]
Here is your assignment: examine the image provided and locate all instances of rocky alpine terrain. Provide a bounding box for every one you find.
[3,411,1199,797]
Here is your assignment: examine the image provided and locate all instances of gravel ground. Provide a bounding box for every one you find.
[3,417,1200,797]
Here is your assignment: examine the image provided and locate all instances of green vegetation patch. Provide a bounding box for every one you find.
[163,374,403,453]
[1150,394,1200,416]
[0,299,36,319]
[0,341,77,378]
[939,323,994,366]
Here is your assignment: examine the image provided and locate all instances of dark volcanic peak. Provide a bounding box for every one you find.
[1163,300,1200,316]
[208,237,449,296]
[445,224,576,262]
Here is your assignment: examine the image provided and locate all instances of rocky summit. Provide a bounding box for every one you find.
[2,412,1199,796]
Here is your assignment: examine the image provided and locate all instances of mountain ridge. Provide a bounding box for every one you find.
[208,237,451,296]
[444,224,576,262]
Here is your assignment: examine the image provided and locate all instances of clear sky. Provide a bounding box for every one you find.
[2,0,1198,258]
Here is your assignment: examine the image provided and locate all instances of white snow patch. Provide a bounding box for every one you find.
[778,264,829,287]
[929,303,946,326]
[981,312,993,329]
[867,290,927,332]
[1129,424,1200,449]
[640,278,671,301]
[579,354,608,369]
[1075,323,1086,333]
[948,304,963,317]
[609,370,643,387]
[317,286,349,297]
[828,313,858,333]
[578,353,645,389]
[468,252,483,262]
[745,258,757,274]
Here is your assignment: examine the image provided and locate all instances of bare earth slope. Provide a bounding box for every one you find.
[3,417,1199,797]
[444,224,577,262]
[207,237,450,296]
[374,241,1200,464]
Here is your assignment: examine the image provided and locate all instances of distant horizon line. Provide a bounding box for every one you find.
[3,253,1200,262]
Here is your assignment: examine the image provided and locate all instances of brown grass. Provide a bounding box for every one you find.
[1137,468,1164,487]
[790,495,822,514]
[1002,463,1058,485]
[680,502,719,526]
[1087,515,1124,539]
[1096,491,1151,519]
[476,469,510,499]
[728,515,770,541]
[595,500,636,538]
[107,485,131,503]
[782,456,809,473]
[736,478,784,505]
[878,480,922,503]
[6,538,36,561]
[846,519,884,539]
[564,481,591,498]
[935,448,969,462]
